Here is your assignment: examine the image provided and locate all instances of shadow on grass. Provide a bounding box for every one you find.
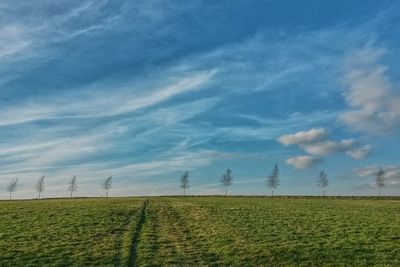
[128,199,149,267]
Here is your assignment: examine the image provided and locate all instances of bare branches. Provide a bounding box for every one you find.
[317,171,329,196]
[6,178,18,200]
[375,168,385,197]
[102,175,112,197]
[267,164,279,196]
[36,175,45,199]
[220,168,233,196]
[180,171,189,196]
[68,175,78,198]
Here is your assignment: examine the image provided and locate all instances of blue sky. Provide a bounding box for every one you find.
[1,0,400,198]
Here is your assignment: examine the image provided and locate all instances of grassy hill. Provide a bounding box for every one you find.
[1,197,400,266]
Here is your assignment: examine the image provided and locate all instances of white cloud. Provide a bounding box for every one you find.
[340,46,400,134]
[278,128,371,159]
[278,128,328,145]
[300,139,354,156]
[285,156,323,169]
[346,145,372,160]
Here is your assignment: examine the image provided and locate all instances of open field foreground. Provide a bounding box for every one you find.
[1,197,400,266]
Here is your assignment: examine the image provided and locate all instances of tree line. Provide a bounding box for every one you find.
[5,175,113,200]
[180,164,387,197]
[5,165,387,200]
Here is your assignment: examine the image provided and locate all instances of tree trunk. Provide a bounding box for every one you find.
[38,191,41,200]
[70,191,73,198]
[9,192,12,200]
[183,188,185,196]
[225,187,227,197]
[106,190,108,198]
[272,190,274,197]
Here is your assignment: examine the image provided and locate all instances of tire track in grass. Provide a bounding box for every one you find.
[128,199,222,265]
[125,199,148,267]
[166,203,223,266]
[160,200,223,265]
[136,199,194,265]
[135,202,163,266]
[113,208,138,266]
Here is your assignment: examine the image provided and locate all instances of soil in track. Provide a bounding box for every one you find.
[134,199,222,266]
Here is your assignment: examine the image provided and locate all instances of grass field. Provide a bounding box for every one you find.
[0,198,145,266]
[1,197,400,266]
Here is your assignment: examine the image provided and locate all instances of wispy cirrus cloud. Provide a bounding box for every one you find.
[0,70,216,126]
[0,97,220,168]
[340,46,400,134]
[1,1,400,198]
[0,24,31,58]
[355,165,400,186]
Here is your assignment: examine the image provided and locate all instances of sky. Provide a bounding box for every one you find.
[1,0,400,199]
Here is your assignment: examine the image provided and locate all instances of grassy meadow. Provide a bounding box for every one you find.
[0,198,145,266]
[1,197,400,266]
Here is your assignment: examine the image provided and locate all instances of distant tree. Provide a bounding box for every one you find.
[68,175,78,198]
[316,171,328,196]
[267,164,279,196]
[180,171,189,196]
[220,168,233,196]
[375,168,385,197]
[36,175,45,199]
[102,175,112,198]
[6,178,18,200]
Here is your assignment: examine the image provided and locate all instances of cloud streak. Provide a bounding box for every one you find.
[341,46,400,134]
[1,1,400,197]
[0,70,216,126]
[355,165,400,186]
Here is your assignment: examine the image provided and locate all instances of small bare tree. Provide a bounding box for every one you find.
[68,175,78,198]
[220,168,233,196]
[36,175,45,199]
[316,171,328,196]
[375,168,385,197]
[180,171,189,196]
[267,164,279,196]
[6,178,18,200]
[102,175,112,198]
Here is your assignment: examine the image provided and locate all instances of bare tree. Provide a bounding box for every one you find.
[220,168,233,196]
[102,175,112,198]
[316,171,328,196]
[6,178,18,200]
[68,175,78,198]
[375,168,385,197]
[267,164,279,196]
[180,171,189,196]
[36,175,45,199]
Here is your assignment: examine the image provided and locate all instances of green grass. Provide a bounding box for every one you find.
[0,198,145,267]
[136,197,400,266]
[1,197,400,266]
